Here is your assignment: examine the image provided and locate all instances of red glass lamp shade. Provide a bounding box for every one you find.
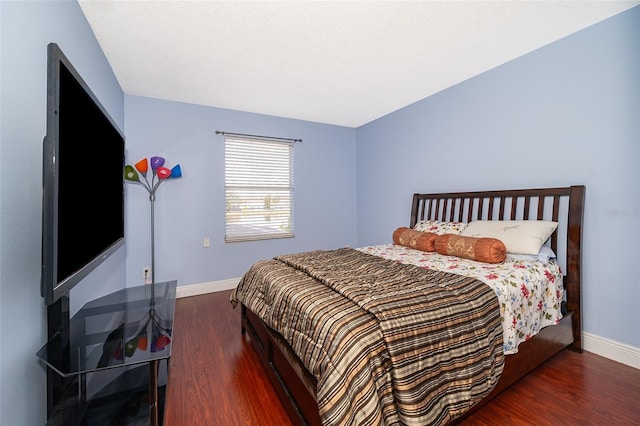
[157,167,172,180]
[156,334,171,351]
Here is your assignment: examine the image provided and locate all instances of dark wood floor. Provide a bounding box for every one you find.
[165,290,640,425]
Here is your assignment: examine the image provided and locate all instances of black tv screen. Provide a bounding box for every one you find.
[41,43,125,306]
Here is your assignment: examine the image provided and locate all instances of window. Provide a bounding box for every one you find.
[224,136,294,242]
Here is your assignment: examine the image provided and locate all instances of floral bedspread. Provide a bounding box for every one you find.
[357,244,564,354]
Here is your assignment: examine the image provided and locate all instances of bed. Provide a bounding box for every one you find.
[230,185,585,425]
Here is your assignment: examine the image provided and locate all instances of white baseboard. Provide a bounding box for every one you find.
[176,278,640,371]
[583,332,640,370]
[176,277,240,299]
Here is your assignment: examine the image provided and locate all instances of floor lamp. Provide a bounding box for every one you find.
[125,156,182,287]
[124,154,181,347]
[124,156,181,425]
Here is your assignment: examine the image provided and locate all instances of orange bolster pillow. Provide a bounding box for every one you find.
[393,227,438,252]
[435,234,506,264]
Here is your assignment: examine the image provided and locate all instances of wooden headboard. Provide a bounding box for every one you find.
[410,185,586,351]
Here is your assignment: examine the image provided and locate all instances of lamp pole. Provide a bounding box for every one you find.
[149,191,156,302]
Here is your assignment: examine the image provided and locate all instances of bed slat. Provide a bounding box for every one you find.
[498,196,506,220]
[510,198,518,220]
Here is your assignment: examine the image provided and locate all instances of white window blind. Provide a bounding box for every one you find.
[225,136,294,242]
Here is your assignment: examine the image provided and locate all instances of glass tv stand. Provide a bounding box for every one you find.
[37,281,177,426]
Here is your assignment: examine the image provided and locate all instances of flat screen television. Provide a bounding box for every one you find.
[41,43,125,306]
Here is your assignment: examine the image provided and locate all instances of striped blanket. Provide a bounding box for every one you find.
[231,248,504,425]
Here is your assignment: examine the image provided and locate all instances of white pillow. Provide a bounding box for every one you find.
[507,245,557,264]
[461,220,558,255]
[413,220,467,235]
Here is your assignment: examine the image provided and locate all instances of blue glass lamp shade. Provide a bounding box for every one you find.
[170,164,182,178]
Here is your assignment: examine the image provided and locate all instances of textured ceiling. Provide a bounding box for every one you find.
[79,1,638,128]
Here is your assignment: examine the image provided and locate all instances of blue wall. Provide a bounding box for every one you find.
[356,7,640,349]
[1,2,638,424]
[0,1,125,424]
[124,96,357,287]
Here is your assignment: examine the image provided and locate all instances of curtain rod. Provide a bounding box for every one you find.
[215,130,302,143]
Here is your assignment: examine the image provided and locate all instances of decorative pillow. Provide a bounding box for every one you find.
[413,220,467,235]
[461,220,558,255]
[392,227,437,252]
[434,234,506,264]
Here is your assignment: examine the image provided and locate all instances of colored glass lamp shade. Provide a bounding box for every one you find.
[125,337,138,357]
[150,335,170,353]
[137,333,148,351]
[124,331,151,357]
[135,158,149,174]
[150,156,165,171]
[124,157,182,182]
[149,320,171,353]
[170,164,182,178]
[157,167,171,180]
[125,158,182,183]
[124,165,140,182]
[155,334,171,352]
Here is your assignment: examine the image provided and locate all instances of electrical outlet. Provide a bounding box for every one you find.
[143,267,151,284]
[203,237,210,248]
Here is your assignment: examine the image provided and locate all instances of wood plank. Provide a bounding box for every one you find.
[166,291,640,426]
[164,290,291,426]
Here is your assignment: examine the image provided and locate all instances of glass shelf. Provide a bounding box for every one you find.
[38,281,177,426]
[38,281,176,377]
